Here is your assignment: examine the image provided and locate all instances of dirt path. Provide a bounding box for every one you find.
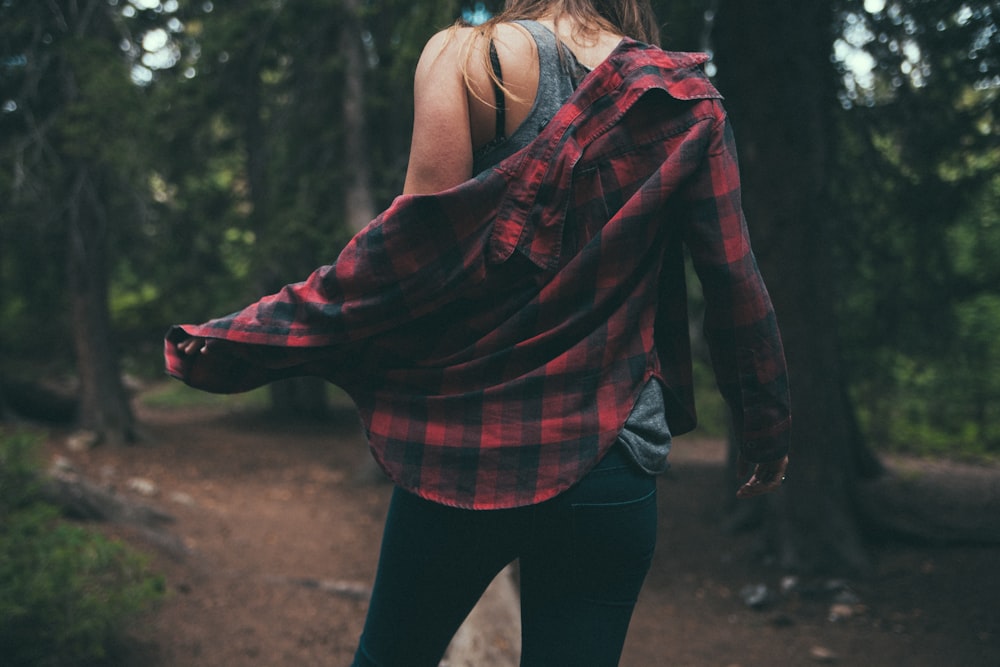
[45,402,1000,666]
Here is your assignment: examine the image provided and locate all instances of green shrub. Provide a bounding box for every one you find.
[0,428,42,514]
[0,430,165,666]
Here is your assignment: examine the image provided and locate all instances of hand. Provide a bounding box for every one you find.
[176,336,208,356]
[176,336,235,357]
[736,455,788,499]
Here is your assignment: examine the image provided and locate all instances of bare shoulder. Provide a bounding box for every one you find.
[415,23,536,89]
[491,22,537,54]
[414,27,472,79]
[404,22,542,194]
[487,22,539,77]
[405,26,478,195]
[421,22,535,57]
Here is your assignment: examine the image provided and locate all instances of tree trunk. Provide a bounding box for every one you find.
[340,0,376,234]
[66,168,136,444]
[266,0,374,419]
[713,1,876,575]
[228,23,332,419]
[338,1,384,480]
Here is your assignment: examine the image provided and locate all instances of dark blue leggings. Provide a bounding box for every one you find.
[351,445,658,667]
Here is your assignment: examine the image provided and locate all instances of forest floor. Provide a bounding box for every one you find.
[41,390,1000,667]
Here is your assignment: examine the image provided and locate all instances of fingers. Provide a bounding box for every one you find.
[177,337,239,360]
[736,455,789,499]
[736,472,781,498]
[177,336,208,356]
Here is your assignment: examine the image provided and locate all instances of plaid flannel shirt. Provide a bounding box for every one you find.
[164,40,791,510]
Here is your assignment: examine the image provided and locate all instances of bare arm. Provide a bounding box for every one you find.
[403,29,476,195]
[403,25,538,195]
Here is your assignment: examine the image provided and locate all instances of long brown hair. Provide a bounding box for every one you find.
[456,0,660,105]
[478,0,660,46]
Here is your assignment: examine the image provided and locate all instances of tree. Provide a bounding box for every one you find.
[149,0,460,417]
[0,0,156,443]
[711,0,1000,573]
[832,0,1000,455]
[341,0,376,235]
[712,0,879,574]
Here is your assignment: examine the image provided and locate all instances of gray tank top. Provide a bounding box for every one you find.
[472,21,589,175]
[472,21,672,474]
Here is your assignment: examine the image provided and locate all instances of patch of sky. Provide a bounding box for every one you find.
[463,2,491,26]
[131,64,153,85]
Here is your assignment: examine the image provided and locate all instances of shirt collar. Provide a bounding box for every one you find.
[489,40,722,271]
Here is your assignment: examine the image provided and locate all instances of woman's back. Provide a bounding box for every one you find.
[468,19,621,152]
[470,20,592,174]
[403,17,623,195]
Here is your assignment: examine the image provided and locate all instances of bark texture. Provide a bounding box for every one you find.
[713,0,876,575]
[66,167,136,444]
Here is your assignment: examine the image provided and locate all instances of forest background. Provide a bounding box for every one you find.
[0,0,998,577]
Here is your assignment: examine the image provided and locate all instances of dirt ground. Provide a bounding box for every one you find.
[43,395,1000,667]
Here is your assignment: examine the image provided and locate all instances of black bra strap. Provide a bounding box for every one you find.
[488,40,506,141]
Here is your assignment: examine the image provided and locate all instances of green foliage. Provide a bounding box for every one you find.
[831,0,1000,458]
[0,430,43,514]
[140,381,270,411]
[0,1,167,368]
[0,432,165,666]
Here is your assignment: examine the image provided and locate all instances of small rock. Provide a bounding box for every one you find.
[169,491,196,507]
[66,430,100,452]
[828,603,855,622]
[740,583,772,609]
[809,645,838,662]
[779,575,799,595]
[126,477,158,497]
[49,455,75,474]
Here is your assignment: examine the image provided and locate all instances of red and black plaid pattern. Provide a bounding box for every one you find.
[164,40,790,509]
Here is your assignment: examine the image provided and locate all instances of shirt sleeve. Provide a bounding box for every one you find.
[680,105,791,463]
[161,173,516,394]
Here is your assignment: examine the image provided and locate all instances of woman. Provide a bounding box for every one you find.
[169,1,790,664]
